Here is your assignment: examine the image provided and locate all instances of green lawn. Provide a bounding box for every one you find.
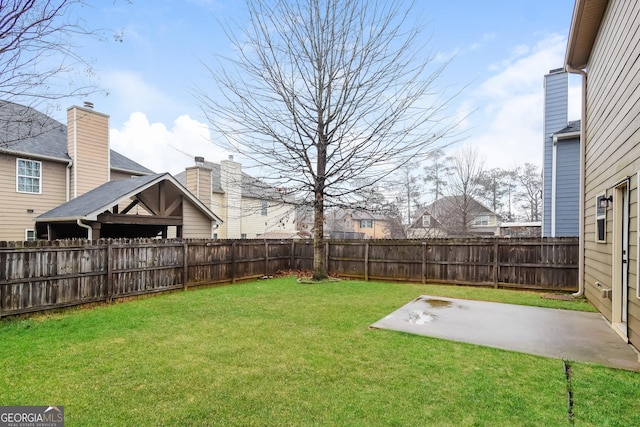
[1,277,637,426]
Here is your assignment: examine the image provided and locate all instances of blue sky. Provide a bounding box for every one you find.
[61,0,581,175]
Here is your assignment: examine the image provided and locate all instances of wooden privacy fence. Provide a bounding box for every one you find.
[321,238,579,290]
[0,237,578,317]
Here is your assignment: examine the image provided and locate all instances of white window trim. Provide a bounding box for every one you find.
[422,215,430,227]
[25,229,36,241]
[16,158,42,194]
[474,215,490,226]
[595,192,607,243]
[360,219,373,228]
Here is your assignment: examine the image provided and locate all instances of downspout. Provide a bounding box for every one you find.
[565,65,587,297]
[551,138,558,237]
[66,160,72,202]
[76,219,92,240]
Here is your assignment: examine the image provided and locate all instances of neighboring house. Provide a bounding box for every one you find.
[406,207,446,238]
[542,69,581,237]
[176,156,297,239]
[0,101,159,241]
[325,209,403,239]
[565,0,640,348]
[408,196,500,238]
[333,209,405,239]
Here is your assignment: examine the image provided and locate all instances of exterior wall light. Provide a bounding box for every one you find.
[598,195,613,209]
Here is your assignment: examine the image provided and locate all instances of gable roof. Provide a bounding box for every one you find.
[0,101,154,174]
[410,195,497,229]
[36,173,222,223]
[429,195,495,216]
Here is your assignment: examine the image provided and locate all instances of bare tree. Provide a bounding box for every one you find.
[440,145,484,234]
[384,160,423,227]
[477,167,509,214]
[0,0,114,147]
[516,163,542,222]
[501,168,518,222]
[423,148,452,203]
[363,187,406,239]
[200,0,459,280]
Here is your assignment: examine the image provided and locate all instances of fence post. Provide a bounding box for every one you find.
[325,241,330,275]
[183,241,189,290]
[0,243,6,316]
[265,240,269,276]
[422,242,427,285]
[493,240,499,288]
[364,242,370,281]
[231,241,237,284]
[106,240,113,303]
[290,241,295,270]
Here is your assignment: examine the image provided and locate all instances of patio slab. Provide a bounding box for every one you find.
[370,295,640,372]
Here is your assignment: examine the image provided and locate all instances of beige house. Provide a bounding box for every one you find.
[325,209,404,239]
[0,101,220,241]
[408,196,500,238]
[565,0,640,349]
[177,156,298,239]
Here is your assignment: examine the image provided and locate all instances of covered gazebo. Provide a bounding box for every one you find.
[35,173,222,240]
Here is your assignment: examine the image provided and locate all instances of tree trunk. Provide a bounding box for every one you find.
[312,192,327,281]
[313,134,328,281]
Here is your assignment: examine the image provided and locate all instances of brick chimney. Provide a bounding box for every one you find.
[67,104,110,198]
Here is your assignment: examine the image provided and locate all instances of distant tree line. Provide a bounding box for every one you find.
[372,146,542,234]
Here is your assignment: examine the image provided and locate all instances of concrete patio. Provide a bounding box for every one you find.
[371,295,640,372]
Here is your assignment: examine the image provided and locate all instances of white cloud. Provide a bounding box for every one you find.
[456,33,581,170]
[110,112,230,175]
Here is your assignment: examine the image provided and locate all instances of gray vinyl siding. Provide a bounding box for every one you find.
[582,0,640,346]
[554,137,580,236]
[542,71,568,237]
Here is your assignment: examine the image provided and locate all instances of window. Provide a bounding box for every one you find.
[595,193,607,242]
[261,200,268,216]
[360,219,373,228]
[474,215,489,226]
[25,229,36,241]
[17,159,41,193]
[241,233,247,239]
[213,233,218,239]
[422,215,431,227]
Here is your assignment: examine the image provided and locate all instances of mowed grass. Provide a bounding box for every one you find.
[1,277,637,426]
